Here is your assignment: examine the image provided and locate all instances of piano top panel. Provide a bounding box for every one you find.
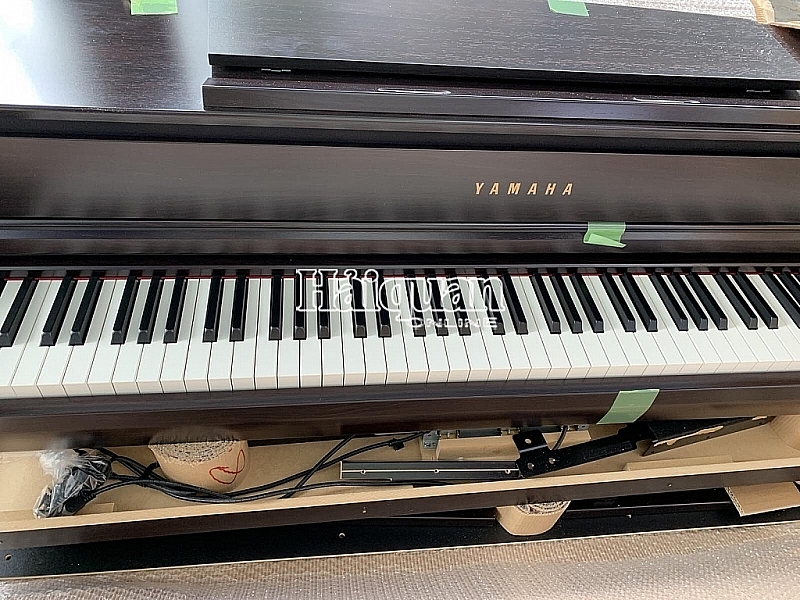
[1,0,800,117]
[209,0,800,88]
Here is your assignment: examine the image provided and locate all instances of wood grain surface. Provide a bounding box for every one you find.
[210,0,800,86]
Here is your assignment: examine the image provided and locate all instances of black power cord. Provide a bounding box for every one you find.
[88,432,426,506]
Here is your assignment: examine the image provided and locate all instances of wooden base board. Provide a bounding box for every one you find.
[1,419,800,548]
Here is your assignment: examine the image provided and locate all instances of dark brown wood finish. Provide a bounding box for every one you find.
[2,373,800,451]
[3,137,800,233]
[208,0,800,88]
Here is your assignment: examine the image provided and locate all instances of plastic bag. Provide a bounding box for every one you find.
[34,449,112,518]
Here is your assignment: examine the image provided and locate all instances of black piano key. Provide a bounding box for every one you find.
[318,272,331,340]
[714,271,758,329]
[552,272,582,334]
[376,271,392,338]
[500,271,528,335]
[293,272,307,340]
[112,273,140,345]
[778,269,800,308]
[733,270,778,329]
[0,275,38,347]
[622,272,657,332]
[446,270,471,336]
[351,273,367,338]
[163,271,188,344]
[570,272,603,333]
[426,271,448,336]
[668,271,708,331]
[686,271,726,330]
[137,272,164,344]
[41,274,77,346]
[230,270,249,342]
[600,272,636,333]
[268,270,283,341]
[406,273,426,337]
[203,270,224,343]
[69,275,102,346]
[650,272,688,331]
[480,270,505,335]
[530,271,561,334]
[0,271,7,297]
[762,270,800,328]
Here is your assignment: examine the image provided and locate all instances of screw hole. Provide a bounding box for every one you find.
[4,554,10,561]
[338,532,345,539]
[524,438,532,445]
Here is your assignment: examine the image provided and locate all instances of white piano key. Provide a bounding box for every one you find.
[0,280,51,399]
[555,275,611,378]
[277,275,301,388]
[489,276,531,380]
[183,278,213,392]
[586,275,649,377]
[613,278,666,377]
[541,275,593,378]
[748,273,800,370]
[11,282,62,398]
[392,277,429,384]
[136,279,174,394]
[464,276,510,381]
[255,277,279,389]
[340,277,366,386]
[516,275,570,379]
[417,276,449,383]
[674,274,745,374]
[321,276,345,387]
[112,278,150,395]
[87,280,128,395]
[635,275,693,375]
[208,278,236,391]
[362,278,388,385]
[62,279,117,396]
[436,276,470,382]
[381,277,409,384]
[231,276,260,390]
[702,274,776,372]
[567,275,629,378]
[506,276,551,379]
[161,278,200,393]
[300,277,323,387]
[37,279,87,396]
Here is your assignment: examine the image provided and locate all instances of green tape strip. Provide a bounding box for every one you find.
[598,389,659,425]
[584,222,626,248]
[547,0,589,16]
[131,0,178,15]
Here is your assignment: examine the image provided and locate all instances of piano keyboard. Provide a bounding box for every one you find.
[3,267,800,398]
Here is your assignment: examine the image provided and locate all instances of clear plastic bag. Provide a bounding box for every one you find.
[34,449,112,518]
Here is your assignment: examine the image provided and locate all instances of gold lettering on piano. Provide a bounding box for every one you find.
[472,182,574,196]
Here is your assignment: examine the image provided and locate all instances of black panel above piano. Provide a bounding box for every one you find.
[208,0,800,88]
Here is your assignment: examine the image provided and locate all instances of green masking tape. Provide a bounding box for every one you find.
[547,0,589,16]
[131,0,178,15]
[584,222,626,248]
[598,389,659,425]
